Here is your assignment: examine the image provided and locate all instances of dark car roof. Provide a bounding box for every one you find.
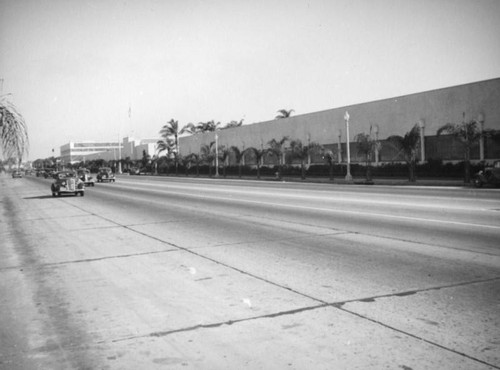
[55,171,76,178]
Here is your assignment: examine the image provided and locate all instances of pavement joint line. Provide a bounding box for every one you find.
[334,305,500,369]
[182,231,353,250]
[331,275,500,307]
[256,211,500,258]
[351,229,500,257]
[109,303,330,344]
[6,214,91,222]
[0,249,179,272]
[208,210,500,258]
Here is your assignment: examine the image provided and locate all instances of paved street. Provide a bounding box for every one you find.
[1,174,500,369]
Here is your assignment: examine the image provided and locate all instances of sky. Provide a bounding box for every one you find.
[1,0,500,161]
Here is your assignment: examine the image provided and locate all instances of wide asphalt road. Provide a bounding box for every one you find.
[1,173,500,369]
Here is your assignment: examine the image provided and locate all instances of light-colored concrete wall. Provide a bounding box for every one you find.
[179,79,500,156]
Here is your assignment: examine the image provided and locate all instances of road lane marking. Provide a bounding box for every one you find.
[97,183,500,230]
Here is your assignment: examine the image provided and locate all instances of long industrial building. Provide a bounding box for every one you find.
[179,78,500,164]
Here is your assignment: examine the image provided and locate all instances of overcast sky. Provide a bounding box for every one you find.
[1,0,499,161]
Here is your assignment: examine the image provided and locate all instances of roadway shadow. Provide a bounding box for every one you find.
[23,195,55,199]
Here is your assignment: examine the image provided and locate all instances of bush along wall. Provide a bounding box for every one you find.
[154,160,491,181]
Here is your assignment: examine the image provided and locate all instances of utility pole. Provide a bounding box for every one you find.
[215,132,219,177]
[344,111,353,182]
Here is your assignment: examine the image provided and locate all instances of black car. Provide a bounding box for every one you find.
[96,167,116,183]
[473,161,500,188]
[51,171,85,197]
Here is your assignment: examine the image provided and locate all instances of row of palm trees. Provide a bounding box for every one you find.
[155,112,495,183]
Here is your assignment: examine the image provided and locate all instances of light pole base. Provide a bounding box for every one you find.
[345,173,353,182]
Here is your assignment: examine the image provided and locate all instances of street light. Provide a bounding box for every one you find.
[337,129,342,164]
[344,111,353,182]
[478,113,485,161]
[215,131,219,177]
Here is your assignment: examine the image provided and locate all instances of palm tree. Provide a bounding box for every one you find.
[156,137,175,155]
[387,124,421,182]
[197,120,222,132]
[276,109,294,119]
[321,148,337,181]
[222,119,244,130]
[290,139,321,180]
[181,122,198,134]
[160,119,186,175]
[355,127,381,182]
[267,136,289,180]
[200,142,216,176]
[230,146,245,178]
[437,113,486,183]
[243,147,266,179]
[141,149,151,172]
[185,153,203,176]
[0,95,29,163]
[123,156,133,172]
[219,145,230,177]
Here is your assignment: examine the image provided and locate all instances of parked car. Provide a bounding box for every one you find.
[77,168,95,187]
[51,171,85,197]
[473,161,500,188]
[96,167,116,182]
[128,167,140,175]
[12,170,23,178]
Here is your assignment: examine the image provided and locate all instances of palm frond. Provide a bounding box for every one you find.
[0,96,29,160]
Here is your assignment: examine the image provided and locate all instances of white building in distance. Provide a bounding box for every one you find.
[60,137,158,165]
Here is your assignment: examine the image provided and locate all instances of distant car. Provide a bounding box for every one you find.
[473,161,500,188]
[51,171,85,197]
[96,167,116,183]
[44,170,56,179]
[77,168,95,187]
[12,170,23,178]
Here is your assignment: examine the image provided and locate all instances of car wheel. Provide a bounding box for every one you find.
[472,177,483,188]
[80,191,85,196]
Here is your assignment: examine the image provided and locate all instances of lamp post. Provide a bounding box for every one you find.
[478,113,485,161]
[118,135,122,174]
[418,119,425,163]
[215,131,219,177]
[337,129,342,164]
[344,111,353,182]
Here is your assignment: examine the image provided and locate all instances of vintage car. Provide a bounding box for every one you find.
[96,167,116,182]
[77,168,95,187]
[44,169,57,179]
[472,161,500,188]
[12,170,23,178]
[51,171,85,197]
